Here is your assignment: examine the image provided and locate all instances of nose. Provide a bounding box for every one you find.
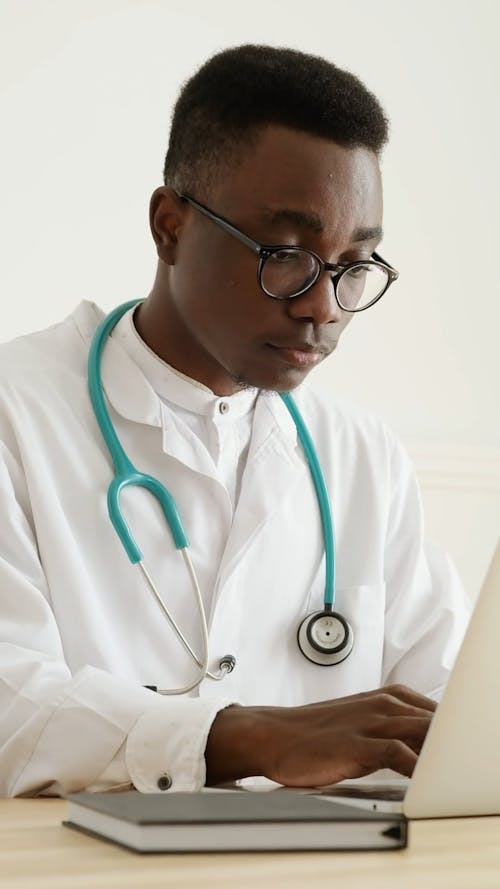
[285,272,343,325]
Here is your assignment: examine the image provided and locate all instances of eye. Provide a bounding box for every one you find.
[267,249,302,265]
[344,263,372,279]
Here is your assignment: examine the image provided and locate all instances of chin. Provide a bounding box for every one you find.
[236,367,312,394]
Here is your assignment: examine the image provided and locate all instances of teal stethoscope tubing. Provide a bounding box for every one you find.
[278,392,336,609]
[88,299,336,610]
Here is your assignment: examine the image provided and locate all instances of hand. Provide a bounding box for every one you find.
[205,684,436,787]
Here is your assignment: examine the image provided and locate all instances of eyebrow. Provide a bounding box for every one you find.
[261,207,325,234]
[351,225,383,243]
[259,207,383,243]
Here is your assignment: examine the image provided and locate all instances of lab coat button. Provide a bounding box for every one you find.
[219,401,229,415]
[157,774,172,791]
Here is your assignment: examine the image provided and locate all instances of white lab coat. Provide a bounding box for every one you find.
[0,302,469,797]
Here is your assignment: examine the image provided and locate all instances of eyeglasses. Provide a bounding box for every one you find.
[180,193,399,312]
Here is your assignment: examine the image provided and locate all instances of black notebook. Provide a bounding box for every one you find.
[63,790,408,852]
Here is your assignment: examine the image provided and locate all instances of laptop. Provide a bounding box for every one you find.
[310,540,500,819]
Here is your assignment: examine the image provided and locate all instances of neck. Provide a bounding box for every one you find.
[133,273,244,397]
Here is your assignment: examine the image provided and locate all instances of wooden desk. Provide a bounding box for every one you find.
[0,799,498,889]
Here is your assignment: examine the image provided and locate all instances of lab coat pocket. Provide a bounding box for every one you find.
[220,568,389,707]
[299,581,387,698]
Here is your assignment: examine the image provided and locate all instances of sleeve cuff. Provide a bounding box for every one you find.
[125,696,236,792]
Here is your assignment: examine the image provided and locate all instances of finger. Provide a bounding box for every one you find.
[371,738,420,778]
[355,684,437,712]
[381,684,437,713]
[326,685,437,714]
[351,687,437,718]
[326,736,421,782]
[367,715,432,754]
[367,693,437,720]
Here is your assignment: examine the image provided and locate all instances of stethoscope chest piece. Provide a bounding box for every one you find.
[297,610,354,666]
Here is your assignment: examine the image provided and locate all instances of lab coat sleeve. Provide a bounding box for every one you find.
[381,436,471,699]
[0,440,233,797]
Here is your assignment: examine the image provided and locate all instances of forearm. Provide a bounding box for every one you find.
[204,704,278,785]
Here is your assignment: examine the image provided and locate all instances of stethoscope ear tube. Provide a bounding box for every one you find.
[88,300,143,479]
[279,393,336,610]
[107,474,189,564]
[89,300,189,562]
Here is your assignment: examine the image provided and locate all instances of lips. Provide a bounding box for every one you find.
[267,343,326,369]
[272,342,318,352]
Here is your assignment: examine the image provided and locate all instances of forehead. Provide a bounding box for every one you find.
[211,124,383,233]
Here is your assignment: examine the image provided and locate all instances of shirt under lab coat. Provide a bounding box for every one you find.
[0,301,470,797]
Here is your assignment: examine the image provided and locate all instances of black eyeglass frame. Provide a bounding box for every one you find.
[180,193,399,312]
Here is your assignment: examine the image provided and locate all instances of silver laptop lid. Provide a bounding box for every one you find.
[404,541,500,818]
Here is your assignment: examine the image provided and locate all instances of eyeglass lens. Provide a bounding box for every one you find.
[261,249,390,309]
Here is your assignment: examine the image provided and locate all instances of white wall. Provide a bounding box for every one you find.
[1,0,499,596]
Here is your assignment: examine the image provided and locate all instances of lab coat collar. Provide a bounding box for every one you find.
[70,300,301,446]
[70,300,163,428]
[113,305,258,422]
[250,390,298,449]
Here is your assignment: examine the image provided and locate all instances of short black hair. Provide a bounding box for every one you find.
[163,44,389,195]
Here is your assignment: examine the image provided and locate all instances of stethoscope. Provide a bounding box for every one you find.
[88,300,354,694]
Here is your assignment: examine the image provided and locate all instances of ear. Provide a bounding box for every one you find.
[149,187,187,264]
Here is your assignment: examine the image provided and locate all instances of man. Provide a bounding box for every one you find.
[0,45,469,796]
